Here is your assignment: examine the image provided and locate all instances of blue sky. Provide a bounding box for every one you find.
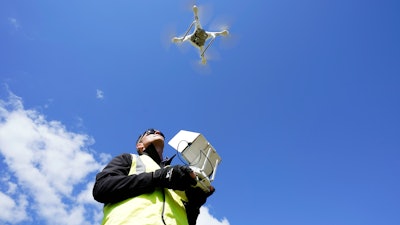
[1,0,400,224]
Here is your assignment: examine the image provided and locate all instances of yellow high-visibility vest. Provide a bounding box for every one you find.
[101,154,188,225]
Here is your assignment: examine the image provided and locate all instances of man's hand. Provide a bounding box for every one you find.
[153,165,197,190]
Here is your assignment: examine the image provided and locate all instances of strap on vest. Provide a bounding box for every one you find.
[129,154,146,175]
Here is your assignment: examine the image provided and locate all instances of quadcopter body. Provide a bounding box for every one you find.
[172,5,229,64]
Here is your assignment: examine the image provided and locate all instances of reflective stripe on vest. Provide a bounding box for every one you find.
[101,154,188,225]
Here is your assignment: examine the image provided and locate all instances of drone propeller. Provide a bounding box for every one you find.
[179,0,214,25]
[208,15,238,50]
[161,21,194,54]
[161,23,177,51]
[190,57,213,74]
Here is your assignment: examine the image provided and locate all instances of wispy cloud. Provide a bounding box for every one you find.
[8,17,20,30]
[0,91,229,225]
[6,17,36,40]
[96,89,104,100]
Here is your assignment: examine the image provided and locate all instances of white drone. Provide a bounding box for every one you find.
[172,5,229,65]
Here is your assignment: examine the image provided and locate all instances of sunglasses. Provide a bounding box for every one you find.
[142,129,165,138]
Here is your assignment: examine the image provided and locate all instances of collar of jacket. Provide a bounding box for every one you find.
[142,144,162,165]
[142,144,176,167]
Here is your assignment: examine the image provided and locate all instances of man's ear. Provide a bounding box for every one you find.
[136,142,145,154]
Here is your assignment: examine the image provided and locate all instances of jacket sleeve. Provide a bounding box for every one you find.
[184,203,201,225]
[92,153,155,204]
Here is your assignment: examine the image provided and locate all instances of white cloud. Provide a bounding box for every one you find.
[0,191,29,223]
[198,206,230,225]
[96,89,104,99]
[0,91,229,225]
[0,92,106,225]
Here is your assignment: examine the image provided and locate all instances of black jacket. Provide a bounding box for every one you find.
[92,150,201,225]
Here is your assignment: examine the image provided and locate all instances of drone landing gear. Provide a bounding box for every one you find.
[200,30,229,58]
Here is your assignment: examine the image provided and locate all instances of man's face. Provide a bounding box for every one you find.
[137,129,165,153]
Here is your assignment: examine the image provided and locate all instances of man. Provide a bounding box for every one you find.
[93,128,214,225]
